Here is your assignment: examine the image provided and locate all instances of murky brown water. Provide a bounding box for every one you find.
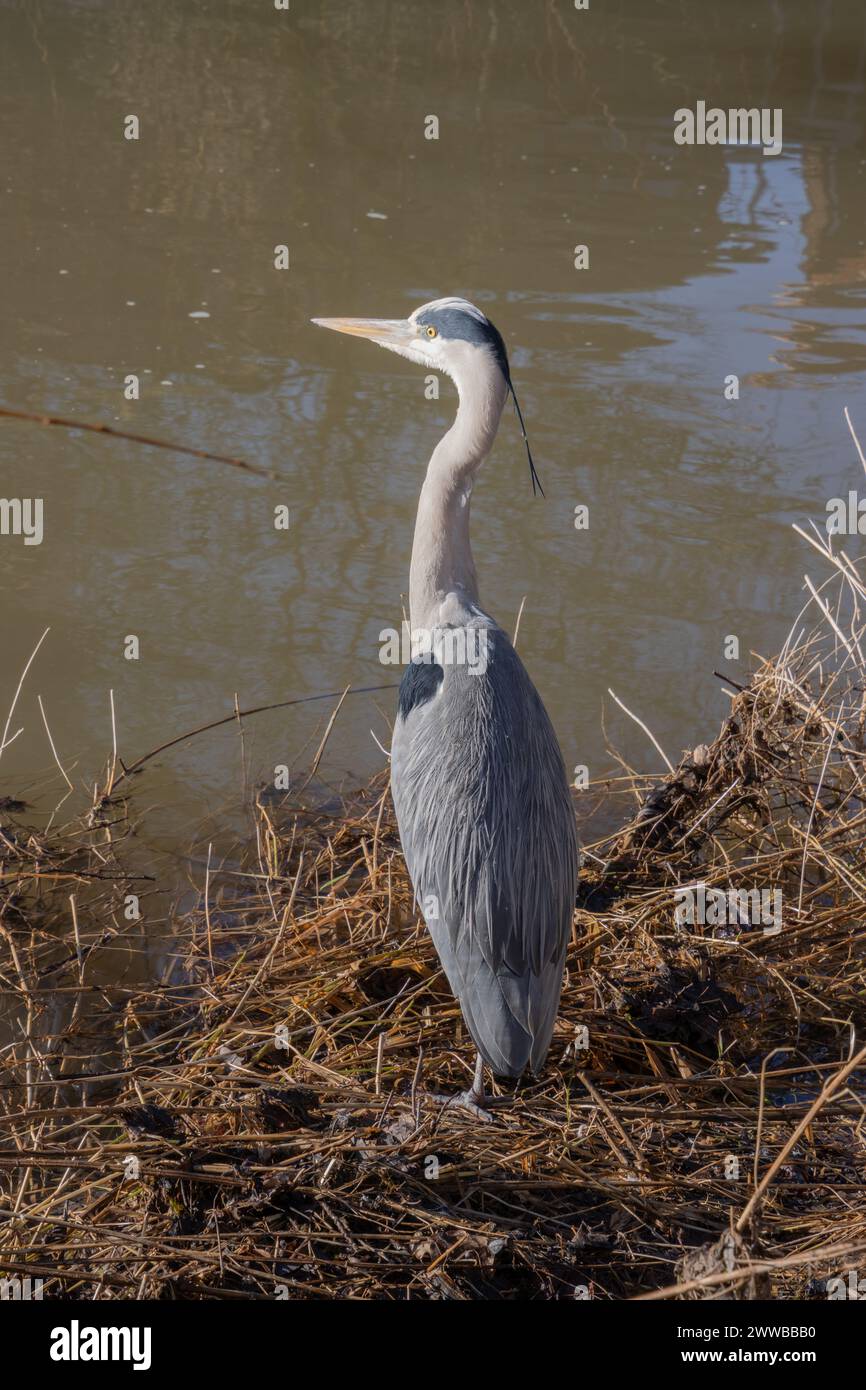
[2,0,866,905]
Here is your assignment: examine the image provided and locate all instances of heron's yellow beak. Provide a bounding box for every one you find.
[311,316,410,347]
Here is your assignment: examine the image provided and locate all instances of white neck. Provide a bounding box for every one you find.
[409,357,509,632]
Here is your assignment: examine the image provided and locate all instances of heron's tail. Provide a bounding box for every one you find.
[454,951,566,1079]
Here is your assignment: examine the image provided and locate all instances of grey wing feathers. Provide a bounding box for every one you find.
[390,622,579,1077]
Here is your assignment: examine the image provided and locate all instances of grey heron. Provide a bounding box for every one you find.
[313,297,579,1116]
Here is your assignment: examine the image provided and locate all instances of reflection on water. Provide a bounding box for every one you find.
[2,0,866,909]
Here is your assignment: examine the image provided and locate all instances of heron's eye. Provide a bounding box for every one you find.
[425,325,437,339]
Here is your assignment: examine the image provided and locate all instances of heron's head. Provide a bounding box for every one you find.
[312,296,543,494]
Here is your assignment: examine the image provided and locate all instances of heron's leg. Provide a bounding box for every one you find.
[466,1051,485,1104]
[453,1051,491,1119]
[425,1053,492,1123]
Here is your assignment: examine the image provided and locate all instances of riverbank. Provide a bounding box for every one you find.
[2,530,866,1299]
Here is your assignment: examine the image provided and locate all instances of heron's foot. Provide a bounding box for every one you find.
[418,1053,502,1122]
[455,1087,493,1122]
[424,1087,493,1123]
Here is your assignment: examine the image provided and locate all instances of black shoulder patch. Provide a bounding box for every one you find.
[397,659,444,720]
